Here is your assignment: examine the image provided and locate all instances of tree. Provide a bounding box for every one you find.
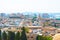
[15,31,21,40]
[8,31,15,40]
[24,27,29,33]
[36,35,43,40]
[2,31,7,40]
[36,35,40,40]
[21,27,27,40]
[45,36,52,40]
[36,35,52,40]
[0,30,2,40]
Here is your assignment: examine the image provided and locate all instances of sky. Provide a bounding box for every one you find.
[0,0,60,13]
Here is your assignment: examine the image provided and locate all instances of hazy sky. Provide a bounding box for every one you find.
[0,0,60,13]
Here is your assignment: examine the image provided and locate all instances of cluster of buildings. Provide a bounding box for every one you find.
[0,13,60,28]
[0,13,46,27]
[0,13,60,40]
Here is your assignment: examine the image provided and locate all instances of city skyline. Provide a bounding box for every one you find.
[0,13,60,19]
